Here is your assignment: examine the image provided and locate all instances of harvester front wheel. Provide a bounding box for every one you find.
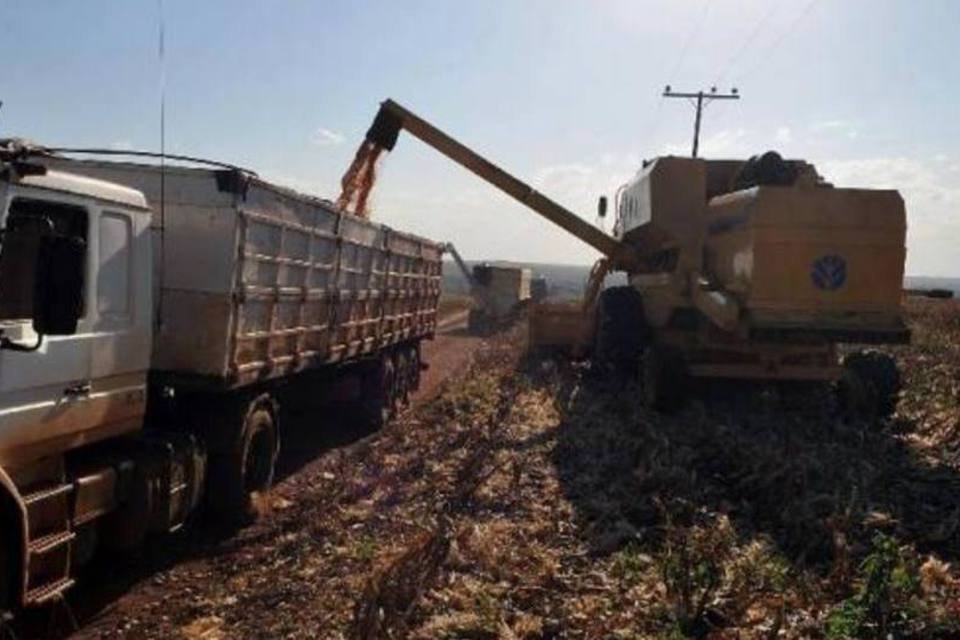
[593,286,646,375]
[641,345,686,412]
[838,351,901,421]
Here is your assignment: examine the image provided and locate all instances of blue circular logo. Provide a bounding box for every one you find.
[811,254,846,291]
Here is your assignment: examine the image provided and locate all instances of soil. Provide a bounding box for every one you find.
[13,299,960,639]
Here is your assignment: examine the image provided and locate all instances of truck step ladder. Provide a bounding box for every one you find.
[21,481,76,607]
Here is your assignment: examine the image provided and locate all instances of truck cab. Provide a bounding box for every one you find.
[0,165,153,470]
[0,160,153,608]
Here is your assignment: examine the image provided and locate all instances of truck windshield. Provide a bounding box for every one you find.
[0,198,88,321]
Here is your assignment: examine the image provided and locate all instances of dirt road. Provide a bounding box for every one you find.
[415,310,479,401]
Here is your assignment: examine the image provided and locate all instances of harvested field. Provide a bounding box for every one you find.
[41,299,960,638]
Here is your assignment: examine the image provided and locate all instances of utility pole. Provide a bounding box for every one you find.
[662,86,739,157]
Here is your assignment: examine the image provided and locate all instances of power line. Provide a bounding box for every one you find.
[642,0,711,151]
[157,0,167,328]
[662,86,740,158]
[667,0,712,82]
[732,0,822,84]
[712,3,779,86]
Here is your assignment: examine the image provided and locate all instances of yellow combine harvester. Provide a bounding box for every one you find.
[362,100,909,416]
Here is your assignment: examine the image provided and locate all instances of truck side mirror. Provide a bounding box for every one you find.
[597,196,608,218]
[33,234,85,336]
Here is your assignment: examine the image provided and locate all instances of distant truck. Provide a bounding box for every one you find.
[468,263,532,332]
[442,244,532,333]
[0,141,441,612]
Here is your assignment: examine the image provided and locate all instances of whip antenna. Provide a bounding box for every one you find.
[157,0,167,328]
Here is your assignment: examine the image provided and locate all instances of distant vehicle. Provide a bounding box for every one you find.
[443,243,533,333]
[0,140,441,613]
[360,100,908,416]
[530,276,548,302]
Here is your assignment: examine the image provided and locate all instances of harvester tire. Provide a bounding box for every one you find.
[641,345,686,412]
[593,286,647,375]
[838,350,901,421]
[206,398,279,523]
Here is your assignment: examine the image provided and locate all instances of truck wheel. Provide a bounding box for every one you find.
[838,351,901,421]
[0,527,10,611]
[358,356,397,429]
[207,400,279,523]
[395,350,411,407]
[641,345,686,412]
[593,286,646,376]
[407,343,422,392]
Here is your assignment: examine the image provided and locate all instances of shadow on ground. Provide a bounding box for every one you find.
[16,396,378,640]
[538,356,960,572]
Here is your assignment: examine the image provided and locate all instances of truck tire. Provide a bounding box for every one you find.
[395,350,411,407]
[641,345,686,412]
[206,398,279,523]
[358,355,397,430]
[407,343,422,392]
[0,526,10,611]
[838,350,901,421]
[593,286,647,375]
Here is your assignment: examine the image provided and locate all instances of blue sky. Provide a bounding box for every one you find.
[3,1,958,275]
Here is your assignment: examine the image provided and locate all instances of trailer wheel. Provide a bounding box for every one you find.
[207,399,279,523]
[358,356,397,429]
[641,345,686,412]
[838,350,901,421]
[593,286,647,375]
[395,350,411,407]
[408,343,422,392]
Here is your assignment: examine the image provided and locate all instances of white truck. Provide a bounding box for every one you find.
[0,141,442,612]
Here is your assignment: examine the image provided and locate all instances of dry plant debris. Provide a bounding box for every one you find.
[72,300,960,639]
